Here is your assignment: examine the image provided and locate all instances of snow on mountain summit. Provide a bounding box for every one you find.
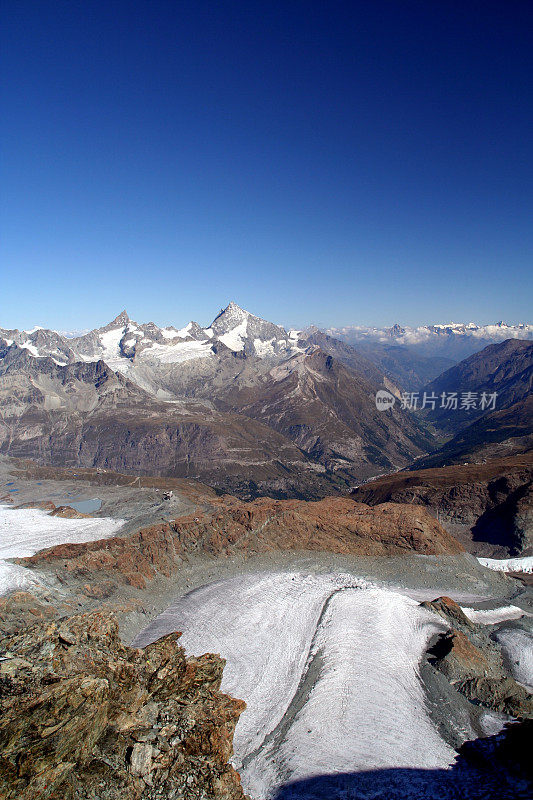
[208,302,294,354]
[2,308,531,379]
[328,320,533,344]
[0,304,306,384]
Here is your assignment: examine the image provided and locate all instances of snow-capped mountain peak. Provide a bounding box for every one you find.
[210,301,250,332]
[103,310,130,329]
[3,310,531,383]
[207,302,302,356]
[328,320,533,344]
[0,304,307,390]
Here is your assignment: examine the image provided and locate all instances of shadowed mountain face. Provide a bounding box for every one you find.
[0,306,436,498]
[413,339,533,468]
[422,339,533,435]
[351,455,533,557]
[347,340,456,391]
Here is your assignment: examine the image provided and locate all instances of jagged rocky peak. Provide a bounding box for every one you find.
[103,309,130,329]
[0,610,246,800]
[209,301,294,356]
[210,301,250,333]
[390,323,405,336]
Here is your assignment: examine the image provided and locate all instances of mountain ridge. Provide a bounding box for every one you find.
[0,304,439,496]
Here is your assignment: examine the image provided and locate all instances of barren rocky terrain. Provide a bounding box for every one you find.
[351,454,533,557]
[1,450,532,799]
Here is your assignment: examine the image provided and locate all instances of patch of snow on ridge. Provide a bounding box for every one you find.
[144,339,213,364]
[0,561,43,594]
[478,556,533,573]
[132,571,455,800]
[461,605,525,624]
[219,318,248,351]
[0,504,125,595]
[98,327,125,367]
[495,628,533,691]
[161,322,192,339]
[253,337,277,357]
[19,341,39,356]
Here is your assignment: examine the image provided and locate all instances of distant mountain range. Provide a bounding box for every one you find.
[327,321,533,376]
[328,321,533,347]
[1,304,531,497]
[4,309,532,386]
[0,304,434,497]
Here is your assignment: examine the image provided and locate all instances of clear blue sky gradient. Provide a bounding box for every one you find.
[1,1,532,331]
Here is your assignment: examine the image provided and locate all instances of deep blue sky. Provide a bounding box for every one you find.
[1,1,532,331]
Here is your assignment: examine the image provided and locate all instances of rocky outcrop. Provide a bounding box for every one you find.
[0,611,247,800]
[456,676,533,718]
[352,454,533,556]
[13,500,91,518]
[0,591,60,636]
[19,497,464,591]
[424,596,533,719]
[421,595,476,631]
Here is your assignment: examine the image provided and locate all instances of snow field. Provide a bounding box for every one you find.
[460,605,525,624]
[477,555,533,574]
[0,504,124,595]
[132,571,456,799]
[495,628,533,691]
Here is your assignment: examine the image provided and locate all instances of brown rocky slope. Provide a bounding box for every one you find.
[0,611,247,800]
[422,596,533,719]
[19,497,464,592]
[351,454,533,557]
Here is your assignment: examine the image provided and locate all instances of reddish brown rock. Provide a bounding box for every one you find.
[49,504,91,518]
[19,497,464,589]
[0,611,247,800]
[423,595,533,719]
[421,596,476,631]
[428,629,491,682]
[351,453,533,556]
